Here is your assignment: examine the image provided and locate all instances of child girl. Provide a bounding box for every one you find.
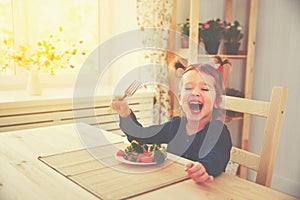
[111,63,232,184]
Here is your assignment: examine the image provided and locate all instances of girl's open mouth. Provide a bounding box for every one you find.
[189,101,203,113]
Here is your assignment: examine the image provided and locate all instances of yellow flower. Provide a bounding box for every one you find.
[5,26,85,75]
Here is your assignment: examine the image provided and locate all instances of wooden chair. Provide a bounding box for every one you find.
[96,92,155,136]
[0,92,154,134]
[221,87,288,187]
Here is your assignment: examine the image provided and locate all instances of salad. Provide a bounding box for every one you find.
[116,140,167,164]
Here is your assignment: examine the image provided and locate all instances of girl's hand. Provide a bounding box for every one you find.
[111,96,131,118]
[185,162,214,184]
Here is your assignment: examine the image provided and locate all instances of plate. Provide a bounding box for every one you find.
[115,155,158,166]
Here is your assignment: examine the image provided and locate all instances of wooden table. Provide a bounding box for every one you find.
[0,123,298,200]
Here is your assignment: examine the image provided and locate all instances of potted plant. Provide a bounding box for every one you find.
[224,20,244,55]
[10,27,84,75]
[3,26,85,95]
[178,18,190,48]
[199,18,225,54]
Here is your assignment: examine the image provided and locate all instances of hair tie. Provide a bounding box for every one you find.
[176,67,185,78]
[174,57,188,78]
[213,56,231,73]
[217,65,223,72]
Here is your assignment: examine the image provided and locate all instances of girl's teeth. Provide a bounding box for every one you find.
[189,102,203,110]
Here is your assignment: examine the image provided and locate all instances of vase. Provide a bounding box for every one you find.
[204,40,220,55]
[27,69,42,96]
[224,42,241,55]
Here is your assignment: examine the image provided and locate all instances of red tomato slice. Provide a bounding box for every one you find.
[127,156,133,161]
[116,150,125,157]
[144,151,153,156]
[140,156,153,163]
[136,154,144,162]
[143,149,149,153]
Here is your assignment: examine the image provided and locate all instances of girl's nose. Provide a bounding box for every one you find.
[191,88,201,96]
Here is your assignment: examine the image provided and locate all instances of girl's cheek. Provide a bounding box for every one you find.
[184,89,193,95]
[180,91,189,99]
[180,96,189,107]
[183,93,190,99]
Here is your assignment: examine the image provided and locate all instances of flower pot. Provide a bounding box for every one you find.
[204,40,220,55]
[224,42,241,55]
[27,69,42,96]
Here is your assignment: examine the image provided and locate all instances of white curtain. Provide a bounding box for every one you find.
[136,0,174,123]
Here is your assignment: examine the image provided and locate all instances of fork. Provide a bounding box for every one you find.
[107,80,142,113]
[118,80,142,101]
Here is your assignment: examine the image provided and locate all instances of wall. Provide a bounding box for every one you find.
[251,0,300,197]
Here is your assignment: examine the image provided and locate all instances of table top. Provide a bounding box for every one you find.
[0,123,298,200]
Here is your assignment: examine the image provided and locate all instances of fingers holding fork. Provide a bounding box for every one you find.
[107,81,142,114]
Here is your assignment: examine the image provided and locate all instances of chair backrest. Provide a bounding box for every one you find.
[97,92,155,136]
[220,87,288,187]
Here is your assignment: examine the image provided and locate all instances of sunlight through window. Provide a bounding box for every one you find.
[0,0,98,75]
[0,0,13,75]
[36,0,98,73]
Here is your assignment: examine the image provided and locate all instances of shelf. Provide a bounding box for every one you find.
[198,54,247,59]
[175,48,247,61]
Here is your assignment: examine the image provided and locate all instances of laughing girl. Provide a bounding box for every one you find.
[111,63,232,184]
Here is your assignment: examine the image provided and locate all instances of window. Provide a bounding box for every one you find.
[0,0,139,89]
[0,0,98,76]
[0,0,13,74]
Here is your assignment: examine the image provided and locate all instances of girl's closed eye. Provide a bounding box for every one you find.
[184,83,193,90]
[185,86,193,90]
[201,87,210,91]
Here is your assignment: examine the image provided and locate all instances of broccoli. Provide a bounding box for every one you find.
[149,144,161,152]
[142,144,149,151]
[123,141,167,164]
[153,147,167,164]
[130,140,144,153]
[125,145,133,154]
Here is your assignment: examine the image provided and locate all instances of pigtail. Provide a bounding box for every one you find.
[213,56,232,73]
[174,57,188,78]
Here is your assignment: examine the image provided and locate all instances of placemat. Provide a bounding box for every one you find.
[39,143,189,200]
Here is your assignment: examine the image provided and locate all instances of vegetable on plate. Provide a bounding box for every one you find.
[116,140,167,164]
